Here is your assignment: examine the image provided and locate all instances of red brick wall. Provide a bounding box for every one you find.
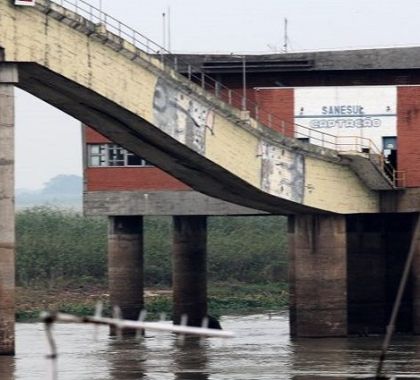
[86,167,189,191]
[85,127,111,143]
[84,127,190,191]
[84,86,294,193]
[397,87,420,187]
[86,82,420,191]
[254,88,294,137]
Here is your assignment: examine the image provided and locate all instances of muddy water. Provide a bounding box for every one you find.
[1,313,420,379]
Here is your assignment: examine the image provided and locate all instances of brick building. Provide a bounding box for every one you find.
[84,47,420,212]
[83,47,420,336]
[7,1,420,355]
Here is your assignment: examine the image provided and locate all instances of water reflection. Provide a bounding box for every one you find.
[173,337,209,380]
[107,337,147,380]
[3,315,420,379]
[291,338,354,378]
[0,355,15,380]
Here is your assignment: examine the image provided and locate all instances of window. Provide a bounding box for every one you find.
[108,145,125,166]
[87,144,152,167]
[88,145,107,167]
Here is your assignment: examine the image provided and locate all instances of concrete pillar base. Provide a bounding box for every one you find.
[289,214,347,337]
[347,214,387,335]
[348,213,417,335]
[409,214,420,334]
[108,216,143,336]
[290,212,420,337]
[0,69,17,354]
[172,216,207,327]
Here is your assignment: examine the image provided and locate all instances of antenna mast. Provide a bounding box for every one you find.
[162,11,166,50]
[283,18,288,53]
[167,7,171,52]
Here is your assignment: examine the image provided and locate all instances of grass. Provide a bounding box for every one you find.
[14,207,290,322]
[208,282,288,318]
[16,282,288,322]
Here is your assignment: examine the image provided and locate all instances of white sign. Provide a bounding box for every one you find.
[294,86,397,151]
[15,0,36,6]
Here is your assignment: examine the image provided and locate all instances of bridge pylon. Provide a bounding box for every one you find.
[0,65,18,355]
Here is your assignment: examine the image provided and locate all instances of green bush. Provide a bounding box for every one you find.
[144,217,172,286]
[16,206,107,286]
[208,216,288,283]
[16,207,288,287]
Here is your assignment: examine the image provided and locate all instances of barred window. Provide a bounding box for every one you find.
[87,144,152,167]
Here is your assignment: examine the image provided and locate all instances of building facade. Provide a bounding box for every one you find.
[83,48,420,336]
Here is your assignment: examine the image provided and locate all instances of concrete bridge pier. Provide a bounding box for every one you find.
[288,214,347,337]
[0,66,17,355]
[108,216,144,335]
[346,214,388,335]
[172,215,207,326]
[290,212,420,337]
[412,213,420,334]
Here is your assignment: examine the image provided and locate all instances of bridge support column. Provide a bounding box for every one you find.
[346,214,387,335]
[0,66,17,355]
[172,216,207,326]
[108,216,143,335]
[410,214,420,334]
[289,214,347,337]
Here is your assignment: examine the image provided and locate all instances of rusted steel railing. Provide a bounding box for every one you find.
[44,0,403,188]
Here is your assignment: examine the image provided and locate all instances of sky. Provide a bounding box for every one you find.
[14,0,420,189]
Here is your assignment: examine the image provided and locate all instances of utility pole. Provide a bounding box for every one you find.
[283,18,288,53]
[231,53,247,110]
[167,7,171,52]
[98,0,103,22]
[242,55,247,111]
[162,11,166,50]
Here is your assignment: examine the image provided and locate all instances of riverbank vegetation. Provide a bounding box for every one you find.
[15,206,288,321]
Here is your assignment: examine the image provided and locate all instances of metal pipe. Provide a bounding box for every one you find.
[41,311,234,339]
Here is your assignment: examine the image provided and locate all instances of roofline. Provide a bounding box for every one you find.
[163,46,420,74]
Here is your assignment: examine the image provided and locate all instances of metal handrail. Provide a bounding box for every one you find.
[46,0,403,188]
[393,170,406,188]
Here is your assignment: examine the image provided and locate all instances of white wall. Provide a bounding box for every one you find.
[294,86,397,153]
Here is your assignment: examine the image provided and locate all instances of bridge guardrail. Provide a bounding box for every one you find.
[46,0,403,188]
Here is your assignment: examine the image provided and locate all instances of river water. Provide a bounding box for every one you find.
[1,313,420,379]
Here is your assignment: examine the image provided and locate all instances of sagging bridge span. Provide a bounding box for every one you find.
[0,0,416,354]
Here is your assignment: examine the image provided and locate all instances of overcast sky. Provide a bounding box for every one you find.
[15,0,420,189]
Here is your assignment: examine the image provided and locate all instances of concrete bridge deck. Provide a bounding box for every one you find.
[0,0,393,216]
[2,0,418,355]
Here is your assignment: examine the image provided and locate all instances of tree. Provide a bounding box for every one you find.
[42,175,82,195]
